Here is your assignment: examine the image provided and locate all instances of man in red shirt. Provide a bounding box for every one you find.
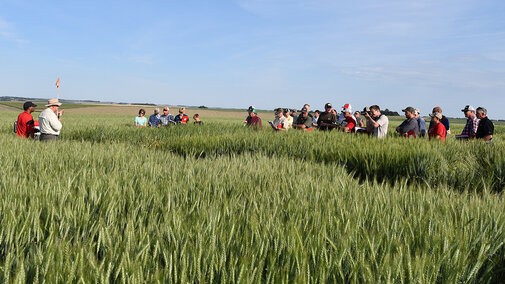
[16,101,37,138]
[246,109,262,130]
[339,109,356,133]
[428,112,446,141]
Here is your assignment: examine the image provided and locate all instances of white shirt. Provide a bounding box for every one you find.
[273,116,289,129]
[373,114,389,138]
[39,108,62,135]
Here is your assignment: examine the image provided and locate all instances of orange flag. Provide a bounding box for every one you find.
[56,78,60,88]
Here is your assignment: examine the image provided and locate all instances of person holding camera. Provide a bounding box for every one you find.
[363,105,389,138]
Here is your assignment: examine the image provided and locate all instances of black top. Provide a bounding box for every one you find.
[317,112,337,131]
[476,117,494,139]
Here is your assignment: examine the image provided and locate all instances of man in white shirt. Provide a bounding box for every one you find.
[39,99,63,141]
[270,108,289,131]
[364,105,389,138]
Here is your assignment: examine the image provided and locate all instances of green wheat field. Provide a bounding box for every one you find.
[1,107,504,282]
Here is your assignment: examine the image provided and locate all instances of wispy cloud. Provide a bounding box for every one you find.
[341,57,505,90]
[0,17,28,44]
[129,55,154,65]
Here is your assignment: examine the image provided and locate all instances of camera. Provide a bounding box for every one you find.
[361,107,372,116]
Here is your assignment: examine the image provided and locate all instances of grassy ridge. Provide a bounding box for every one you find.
[1,136,504,282]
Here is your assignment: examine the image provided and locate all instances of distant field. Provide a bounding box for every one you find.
[0,101,102,110]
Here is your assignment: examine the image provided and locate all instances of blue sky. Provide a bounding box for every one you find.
[1,0,504,118]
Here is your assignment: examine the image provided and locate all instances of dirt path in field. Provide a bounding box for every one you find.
[65,105,269,119]
[0,104,19,112]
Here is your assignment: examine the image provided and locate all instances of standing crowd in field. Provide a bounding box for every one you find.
[15,99,494,143]
[244,103,494,142]
[133,106,204,127]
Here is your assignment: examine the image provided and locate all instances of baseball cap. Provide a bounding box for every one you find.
[274,108,283,114]
[23,101,37,109]
[247,106,255,112]
[415,108,421,115]
[342,103,351,110]
[461,105,475,112]
[429,112,442,119]
[402,106,416,113]
[252,109,258,114]
[301,107,308,114]
[163,107,169,111]
[325,103,332,108]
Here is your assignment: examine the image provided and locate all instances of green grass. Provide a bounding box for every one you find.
[1,112,504,282]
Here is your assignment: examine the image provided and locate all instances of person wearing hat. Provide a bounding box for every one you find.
[475,107,494,141]
[160,107,175,126]
[246,109,262,130]
[396,107,419,138]
[429,106,450,135]
[174,107,189,124]
[270,108,289,131]
[243,106,255,125]
[39,99,63,141]
[148,108,162,127]
[283,108,293,128]
[290,109,298,122]
[292,107,313,130]
[414,108,427,138]
[428,112,446,141]
[338,103,352,124]
[16,101,37,138]
[460,105,479,138]
[317,103,338,131]
[338,108,357,133]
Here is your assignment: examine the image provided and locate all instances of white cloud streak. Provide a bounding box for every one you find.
[0,17,28,43]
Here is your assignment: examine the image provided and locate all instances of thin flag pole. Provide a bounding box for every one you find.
[56,77,60,99]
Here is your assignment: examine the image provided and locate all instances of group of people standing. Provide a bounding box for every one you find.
[245,103,389,138]
[394,105,493,141]
[14,100,495,143]
[245,103,495,142]
[134,107,203,127]
[16,99,64,141]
